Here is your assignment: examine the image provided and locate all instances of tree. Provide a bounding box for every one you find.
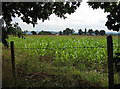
[78,29,83,35]
[63,28,74,35]
[31,31,37,35]
[38,30,52,35]
[1,2,81,47]
[88,1,120,32]
[70,29,75,34]
[59,31,62,35]
[94,30,99,35]
[88,29,93,35]
[100,30,106,36]
[84,28,87,35]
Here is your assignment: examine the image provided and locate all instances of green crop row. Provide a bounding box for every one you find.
[7,35,119,71]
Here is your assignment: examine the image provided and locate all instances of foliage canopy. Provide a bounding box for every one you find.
[63,28,75,35]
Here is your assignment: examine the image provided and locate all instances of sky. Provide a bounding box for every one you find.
[12,1,118,33]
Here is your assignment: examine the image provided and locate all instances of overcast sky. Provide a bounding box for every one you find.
[12,1,118,33]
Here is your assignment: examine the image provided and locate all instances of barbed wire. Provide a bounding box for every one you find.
[10,46,119,50]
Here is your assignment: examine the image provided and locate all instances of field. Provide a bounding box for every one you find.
[2,35,120,88]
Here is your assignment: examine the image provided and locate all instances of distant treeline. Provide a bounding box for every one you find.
[30,30,52,35]
[58,28,106,36]
[27,28,106,36]
[77,28,106,36]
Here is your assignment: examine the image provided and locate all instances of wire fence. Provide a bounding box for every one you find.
[9,46,119,50]
[7,36,120,88]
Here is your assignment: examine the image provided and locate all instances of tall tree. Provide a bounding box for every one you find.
[94,30,99,36]
[1,2,81,47]
[63,28,74,35]
[31,31,37,35]
[84,28,87,35]
[59,31,62,35]
[100,30,106,36]
[88,29,93,35]
[78,29,83,35]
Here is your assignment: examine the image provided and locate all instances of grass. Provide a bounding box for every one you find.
[2,35,120,88]
[2,48,108,88]
[2,48,15,87]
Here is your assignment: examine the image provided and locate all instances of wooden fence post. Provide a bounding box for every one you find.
[107,35,114,89]
[10,41,16,78]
